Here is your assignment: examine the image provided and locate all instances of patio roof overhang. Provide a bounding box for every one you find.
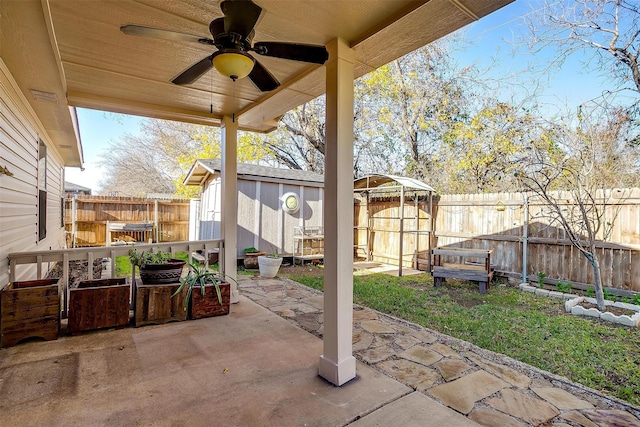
[2,0,514,387]
[1,0,511,155]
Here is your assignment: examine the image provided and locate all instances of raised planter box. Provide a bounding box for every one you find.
[135,280,187,327]
[68,278,130,334]
[190,282,231,319]
[565,296,640,328]
[1,279,60,347]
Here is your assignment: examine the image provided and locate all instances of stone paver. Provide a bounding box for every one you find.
[433,359,472,381]
[352,330,374,351]
[468,407,527,427]
[430,342,463,359]
[240,276,640,427]
[376,360,441,391]
[583,410,640,427]
[532,387,594,410]
[399,345,442,367]
[429,370,510,414]
[561,411,600,427]
[486,389,560,425]
[359,346,396,364]
[394,334,422,349]
[360,319,397,334]
[464,352,531,389]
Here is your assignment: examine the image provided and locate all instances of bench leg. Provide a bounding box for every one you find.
[479,281,487,294]
[434,277,444,288]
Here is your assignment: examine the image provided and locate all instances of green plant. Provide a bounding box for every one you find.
[243,247,260,254]
[633,294,640,305]
[128,246,172,268]
[586,287,596,298]
[172,262,236,309]
[537,271,547,288]
[556,281,572,293]
[603,289,615,302]
[266,244,281,258]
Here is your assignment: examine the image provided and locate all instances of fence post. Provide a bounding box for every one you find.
[154,199,159,243]
[522,193,529,284]
[71,195,77,248]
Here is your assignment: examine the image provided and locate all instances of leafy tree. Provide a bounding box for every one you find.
[515,106,639,310]
[435,101,539,193]
[357,40,473,181]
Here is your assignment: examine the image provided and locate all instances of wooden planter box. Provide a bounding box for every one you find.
[135,281,187,327]
[1,279,60,348]
[68,278,130,334]
[190,282,231,319]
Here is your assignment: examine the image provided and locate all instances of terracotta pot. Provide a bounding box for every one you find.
[139,259,186,284]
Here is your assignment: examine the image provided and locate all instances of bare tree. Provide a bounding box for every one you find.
[528,0,640,97]
[516,106,638,310]
[99,119,268,196]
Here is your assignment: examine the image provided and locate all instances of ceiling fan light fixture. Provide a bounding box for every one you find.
[213,52,254,80]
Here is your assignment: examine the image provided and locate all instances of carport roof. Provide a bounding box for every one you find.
[354,174,436,192]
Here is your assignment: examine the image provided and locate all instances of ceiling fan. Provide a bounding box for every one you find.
[120,0,329,92]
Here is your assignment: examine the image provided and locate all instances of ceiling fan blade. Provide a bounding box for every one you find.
[172,55,215,85]
[120,25,214,45]
[220,0,262,39]
[253,42,329,64]
[248,57,280,92]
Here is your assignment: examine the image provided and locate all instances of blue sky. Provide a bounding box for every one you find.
[65,0,625,193]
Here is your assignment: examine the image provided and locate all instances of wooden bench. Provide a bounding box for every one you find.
[431,247,493,294]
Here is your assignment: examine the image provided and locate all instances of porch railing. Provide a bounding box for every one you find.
[8,239,224,317]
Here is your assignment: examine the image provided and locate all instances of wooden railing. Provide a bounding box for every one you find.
[8,239,224,317]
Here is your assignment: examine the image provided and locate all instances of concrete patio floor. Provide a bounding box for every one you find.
[1,273,639,426]
[0,291,475,426]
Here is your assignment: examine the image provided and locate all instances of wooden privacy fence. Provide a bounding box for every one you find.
[354,188,640,292]
[65,195,190,247]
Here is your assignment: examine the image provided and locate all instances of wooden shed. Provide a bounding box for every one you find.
[184,159,324,259]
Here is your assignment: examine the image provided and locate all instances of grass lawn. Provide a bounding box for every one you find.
[281,268,640,406]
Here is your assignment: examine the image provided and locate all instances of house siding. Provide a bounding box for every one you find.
[0,62,66,287]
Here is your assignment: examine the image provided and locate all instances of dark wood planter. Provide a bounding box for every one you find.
[190,282,231,319]
[68,278,130,334]
[1,279,60,347]
[140,259,186,285]
[135,280,187,327]
[243,252,265,269]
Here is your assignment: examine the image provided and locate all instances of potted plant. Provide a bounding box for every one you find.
[243,247,265,269]
[128,247,186,284]
[258,248,283,278]
[173,262,232,319]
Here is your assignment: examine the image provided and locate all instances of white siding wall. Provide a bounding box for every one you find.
[0,62,67,286]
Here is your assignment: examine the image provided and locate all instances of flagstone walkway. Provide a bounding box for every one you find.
[239,275,640,427]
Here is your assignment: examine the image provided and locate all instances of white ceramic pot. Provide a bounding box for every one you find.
[258,256,283,278]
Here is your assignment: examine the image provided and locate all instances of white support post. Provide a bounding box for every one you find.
[221,115,239,303]
[318,38,356,386]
